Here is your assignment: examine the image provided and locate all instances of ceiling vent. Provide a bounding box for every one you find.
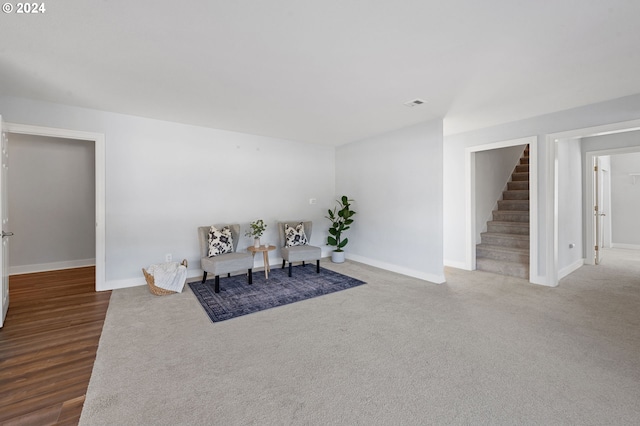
[403,98,426,107]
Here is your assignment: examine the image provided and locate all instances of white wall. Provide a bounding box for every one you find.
[444,93,640,284]
[335,120,445,284]
[0,97,336,289]
[610,152,640,247]
[556,138,583,276]
[581,129,640,153]
[8,134,95,273]
[475,145,525,242]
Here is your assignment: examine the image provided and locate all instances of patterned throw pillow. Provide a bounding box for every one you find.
[285,222,308,247]
[208,226,234,257]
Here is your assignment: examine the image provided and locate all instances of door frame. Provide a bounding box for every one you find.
[4,122,106,291]
[585,146,640,265]
[464,136,538,281]
[546,118,640,284]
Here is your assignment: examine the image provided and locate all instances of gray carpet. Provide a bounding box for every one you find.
[80,249,640,425]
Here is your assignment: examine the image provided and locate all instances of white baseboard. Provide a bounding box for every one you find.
[9,258,96,276]
[103,277,145,291]
[611,243,640,250]
[103,251,446,291]
[558,258,585,281]
[443,259,468,270]
[346,253,446,284]
[106,272,218,292]
[104,255,335,291]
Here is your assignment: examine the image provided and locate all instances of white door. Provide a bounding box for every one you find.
[593,157,606,265]
[0,115,11,327]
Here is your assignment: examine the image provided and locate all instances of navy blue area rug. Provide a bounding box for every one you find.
[188,265,366,322]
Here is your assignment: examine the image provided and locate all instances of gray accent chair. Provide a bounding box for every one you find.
[198,224,253,293]
[277,221,321,277]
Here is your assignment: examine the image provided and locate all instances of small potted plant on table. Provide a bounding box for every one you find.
[246,219,267,247]
[326,196,356,263]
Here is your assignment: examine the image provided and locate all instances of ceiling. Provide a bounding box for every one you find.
[1,1,639,145]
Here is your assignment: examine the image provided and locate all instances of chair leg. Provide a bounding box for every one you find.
[282,260,285,269]
[288,262,292,277]
[302,261,306,266]
[316,259,320,273]
[202,272,207,283]
[214,275,220,293]
[248,269,253,285]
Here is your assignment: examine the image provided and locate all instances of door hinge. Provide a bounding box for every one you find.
[594,245,599,251]
[594,165,598,172]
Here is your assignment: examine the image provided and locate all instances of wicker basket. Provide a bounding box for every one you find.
[142,259,188,296]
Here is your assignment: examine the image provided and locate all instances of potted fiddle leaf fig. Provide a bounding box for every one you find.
[326,195,356,263]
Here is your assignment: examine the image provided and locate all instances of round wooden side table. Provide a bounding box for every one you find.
[247,245,276,279]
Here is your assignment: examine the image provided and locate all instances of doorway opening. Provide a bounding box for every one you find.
[464,136,538,282]
[4,122,105,291]
[586,147,640,266]
[548,119,640,286]
[9,134,95,274]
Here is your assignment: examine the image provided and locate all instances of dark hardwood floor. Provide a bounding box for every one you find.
[0,267,110,426]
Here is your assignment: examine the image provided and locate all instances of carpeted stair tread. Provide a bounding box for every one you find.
[476,243,529,254]
[488,220,530,226]
[481,232,529,249]
[477,243,530,263]
[492,210,530,222]
[507,181,529,190]
[503,190,530,200]
[476,257,529,279]
[493,209,530,213]
[481,232,530,240]
[497,199,530,211]
[487,221,530,235]
[511,172,530,181]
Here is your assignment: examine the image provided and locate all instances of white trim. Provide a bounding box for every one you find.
[346,253,446,284]
[237,252,444,283]
[464,148,475,270]
[4,122,106,291]
[584,145,640,266]
[443,259,467,269]
[9,259,95,276]
[549,119,640,285]
[528,139,542,285]
[549,119,640,141]
[106,277,145,291]
[466,136,535,153]
[465,136,537,283]
[557,258,584,280]
[611,243,640,250]
[110,275,207,291]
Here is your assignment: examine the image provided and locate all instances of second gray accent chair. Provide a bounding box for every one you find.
[197,224,253,293]
[277,221,321,277]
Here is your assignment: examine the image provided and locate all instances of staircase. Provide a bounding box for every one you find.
[476,146,530,279]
